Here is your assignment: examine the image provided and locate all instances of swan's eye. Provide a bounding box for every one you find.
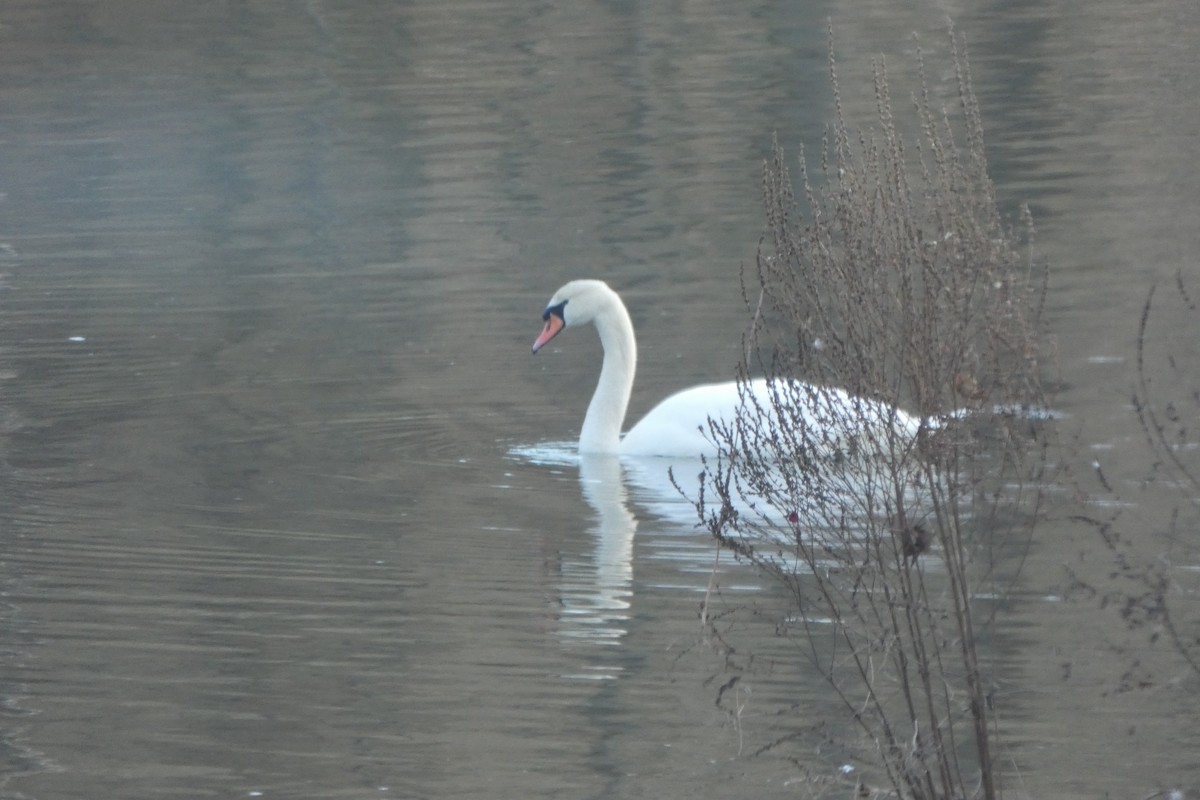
[543,300,567,322]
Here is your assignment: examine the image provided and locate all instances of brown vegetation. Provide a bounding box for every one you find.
[685,27,1049,799]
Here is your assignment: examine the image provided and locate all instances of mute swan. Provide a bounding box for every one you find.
[531,279,921,458]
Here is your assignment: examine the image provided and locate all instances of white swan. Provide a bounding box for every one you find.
[531,279,921,458]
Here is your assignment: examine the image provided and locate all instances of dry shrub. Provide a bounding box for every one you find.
[688,27,1049,800]
[1132,274,1200,677]
[1082,273,1200,680]
[1136,273,1200,501]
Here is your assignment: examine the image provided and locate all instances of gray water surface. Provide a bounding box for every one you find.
[2,1,1199,798]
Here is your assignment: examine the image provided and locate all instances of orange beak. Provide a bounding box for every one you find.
[532,312,564,353]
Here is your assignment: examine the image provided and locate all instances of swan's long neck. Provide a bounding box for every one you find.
[579,296,637,454]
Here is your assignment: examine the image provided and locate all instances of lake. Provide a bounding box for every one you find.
[1,1,1198,798]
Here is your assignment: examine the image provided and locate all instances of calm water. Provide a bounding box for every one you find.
[2,1,1199,798]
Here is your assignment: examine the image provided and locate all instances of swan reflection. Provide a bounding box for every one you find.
[555,454,636,652]
[511,443,707,672]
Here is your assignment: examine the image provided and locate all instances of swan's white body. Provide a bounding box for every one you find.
[618,380,762,456]
[532,279,920,458]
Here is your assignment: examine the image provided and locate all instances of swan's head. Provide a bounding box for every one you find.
[531,279,619,353]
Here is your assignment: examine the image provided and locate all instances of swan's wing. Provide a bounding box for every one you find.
[620,379,921,459]
[619,381,751,457]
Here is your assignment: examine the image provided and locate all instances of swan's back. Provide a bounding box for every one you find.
[618,378,921,459]
[619,380,750,457]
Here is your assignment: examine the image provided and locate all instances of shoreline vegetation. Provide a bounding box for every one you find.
[686,25,1048,799]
